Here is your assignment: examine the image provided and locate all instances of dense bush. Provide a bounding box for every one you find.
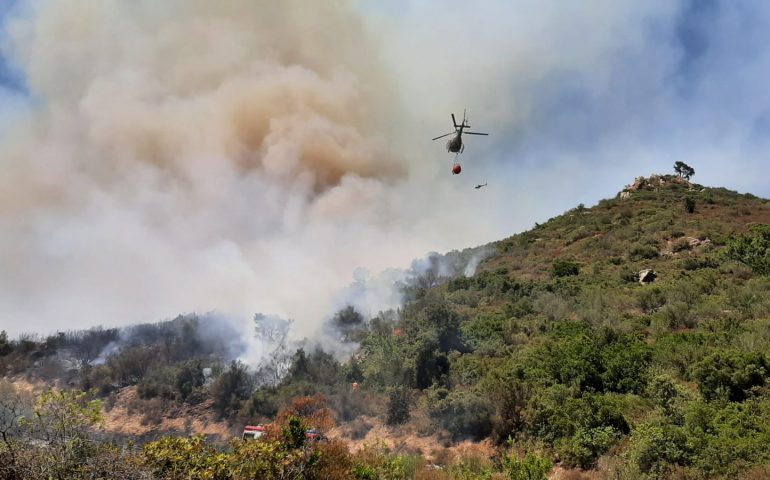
[725,224,770,274]
[601,335,652,394]
[691,351,769,402]
[551,259,580,277]
[427,388,493,440]
[502,451,552,480]
[523,388,628,468]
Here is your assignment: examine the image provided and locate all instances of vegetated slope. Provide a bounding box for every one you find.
[3,174,770,480]
[347,174,770,478]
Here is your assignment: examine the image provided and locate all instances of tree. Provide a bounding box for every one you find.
[331,306,366,342]
[210,360,254,417]
[386,387,410,425]
[0,331,12,356]
[22,389,104,479]
[674,161,695,181]
[0,381,32,474]
[175,361,205,401]
[254,314,294,386]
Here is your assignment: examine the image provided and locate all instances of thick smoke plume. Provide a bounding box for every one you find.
[5,0,770,352]
[0,0,496,344]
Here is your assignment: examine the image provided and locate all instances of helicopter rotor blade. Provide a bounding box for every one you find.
[451,113,457,128]
[432,132,456,141]
[465,132,489,136]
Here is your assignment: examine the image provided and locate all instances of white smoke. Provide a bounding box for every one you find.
[0,0,500,342]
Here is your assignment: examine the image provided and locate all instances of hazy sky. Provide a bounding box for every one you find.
[1,0,769,339]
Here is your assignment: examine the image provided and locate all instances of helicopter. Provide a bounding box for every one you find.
[432,109,488,154]
[432,109,488,174]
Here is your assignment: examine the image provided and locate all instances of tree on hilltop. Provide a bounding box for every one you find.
[673,161,695,181]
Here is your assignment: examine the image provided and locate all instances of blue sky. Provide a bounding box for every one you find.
[0,0,24,92]
[0,0,28,138]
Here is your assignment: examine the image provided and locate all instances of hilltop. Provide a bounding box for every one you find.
[3,173,770,479]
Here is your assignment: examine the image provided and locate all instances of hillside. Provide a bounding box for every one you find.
[3,173,770,479]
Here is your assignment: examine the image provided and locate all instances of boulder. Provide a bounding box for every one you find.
[638,269,657,284]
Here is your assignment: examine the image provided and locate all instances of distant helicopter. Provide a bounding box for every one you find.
[475,182,487,189]
[432,109,488,174]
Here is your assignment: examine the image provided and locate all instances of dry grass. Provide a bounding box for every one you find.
[101,386,230,438]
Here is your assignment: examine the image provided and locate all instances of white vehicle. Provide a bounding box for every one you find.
[242,424,266,440]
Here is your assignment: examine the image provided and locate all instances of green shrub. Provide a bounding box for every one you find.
[683,400,770,475]
[559,426,620,469]
[447,276,473,291]
[646,374,680,416]
[638,287,666,314]
[524,387,628,460]
[502,452,552,480]
[657,301,695,330]
[684,197,696,214]
[282,416,307,449]
[626,421,690,478]
[551,260,580,278]
[679,257,719,271]
[601,336,653,394]
[352,463,377,479]
[428,389,493,440]
[537,323,603,391]
[653,333,710,379]
[691,351,769,402]
[725,224,770,274]
[629,244,659,261]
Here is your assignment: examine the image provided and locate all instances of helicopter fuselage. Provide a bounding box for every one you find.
[433,111,486,156]
[446,131,463,153]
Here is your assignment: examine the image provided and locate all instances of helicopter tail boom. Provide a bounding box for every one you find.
[432,131,456,141]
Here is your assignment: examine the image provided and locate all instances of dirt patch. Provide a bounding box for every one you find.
[102,387,230,439]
